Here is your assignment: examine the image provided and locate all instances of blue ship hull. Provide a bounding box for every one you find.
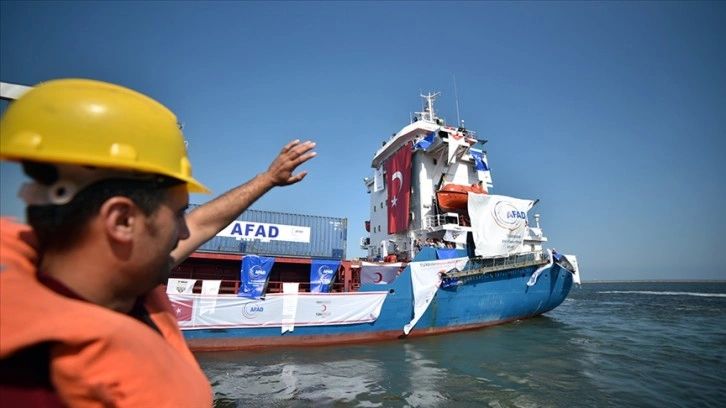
[183,249,573,351]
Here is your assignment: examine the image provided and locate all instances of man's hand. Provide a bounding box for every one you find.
[262,139,317,187]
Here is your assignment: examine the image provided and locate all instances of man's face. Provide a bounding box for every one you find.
[134,184,190,290]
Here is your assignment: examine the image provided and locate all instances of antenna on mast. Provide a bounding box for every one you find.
[453,75,462,127]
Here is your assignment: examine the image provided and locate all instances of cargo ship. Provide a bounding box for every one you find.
[170,92,580,351]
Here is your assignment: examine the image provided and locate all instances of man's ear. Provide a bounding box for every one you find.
[100,197,138,243]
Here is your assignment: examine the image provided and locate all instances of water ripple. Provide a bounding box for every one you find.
[198,282,726,407]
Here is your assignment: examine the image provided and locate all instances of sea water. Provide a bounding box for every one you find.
[196,282,726,407]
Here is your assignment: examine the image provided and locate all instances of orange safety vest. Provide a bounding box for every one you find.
[0,218,213,407]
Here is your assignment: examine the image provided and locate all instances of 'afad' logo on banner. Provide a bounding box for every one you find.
[249,265,267,280]
[242,302,265,319]
[318,265,335,285]
[492,201,526,231]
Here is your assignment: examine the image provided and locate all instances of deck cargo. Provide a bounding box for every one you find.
[188,205,347,260]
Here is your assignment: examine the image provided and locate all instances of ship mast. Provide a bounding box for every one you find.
[416,91,440,123]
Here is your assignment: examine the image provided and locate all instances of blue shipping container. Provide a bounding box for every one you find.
[187,205,348,260]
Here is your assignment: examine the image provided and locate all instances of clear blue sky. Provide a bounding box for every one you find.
[1,1,724,281]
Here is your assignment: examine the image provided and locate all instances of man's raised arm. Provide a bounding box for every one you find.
[171,139,316,267]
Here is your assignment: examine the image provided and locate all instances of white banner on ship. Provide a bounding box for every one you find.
[403,257,469,335]
[374,166,384,192]
[166,279,196,294]
[443,229,467,245]
[199,280,222,315]
[281,282,299,334]
[201,280,221,295]
[561,254,581,285]
[360,262,403,284]
[169,291,388,330]
[216,221,311,243]
[528,249,553,287]
[468,193,534,257]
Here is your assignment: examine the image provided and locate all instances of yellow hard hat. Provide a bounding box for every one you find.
[0,78,210,194]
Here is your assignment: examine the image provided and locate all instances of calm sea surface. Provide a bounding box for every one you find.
[195,282,726,407]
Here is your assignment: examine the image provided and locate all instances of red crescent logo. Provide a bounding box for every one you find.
[321,304,327,312]
[374,272,383,283]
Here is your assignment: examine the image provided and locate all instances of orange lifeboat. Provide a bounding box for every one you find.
[436,183,487,213]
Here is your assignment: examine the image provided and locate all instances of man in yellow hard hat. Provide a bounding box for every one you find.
[0,78,316,406]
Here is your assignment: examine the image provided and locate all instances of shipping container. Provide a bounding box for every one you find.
[187,205,348,260]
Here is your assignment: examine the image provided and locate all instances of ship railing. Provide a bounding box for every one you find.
[425,213,464,229]
[164,279,241,295]
[363,172,375,188]
[446,251,548,279]
[166,279,347,296]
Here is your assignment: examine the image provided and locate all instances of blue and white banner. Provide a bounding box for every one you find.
[413,131,435,151]
[310,259,340,293]
[470,148,493,187]
[470,148,489,171]
[238,255,275,299]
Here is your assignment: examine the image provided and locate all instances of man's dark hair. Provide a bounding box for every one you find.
[23,162,184,251]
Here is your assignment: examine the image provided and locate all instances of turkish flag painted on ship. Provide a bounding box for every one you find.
[385,142,412,234]
[170,298,194,322]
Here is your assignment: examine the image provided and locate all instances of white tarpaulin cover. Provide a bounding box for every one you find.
[468,193,534,257]
[169,291,388,330]
[403,257,469,335]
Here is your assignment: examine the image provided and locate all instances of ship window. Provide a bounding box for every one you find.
[380,202,384,209]
[433,159,438,165]
[373,206,376,212]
